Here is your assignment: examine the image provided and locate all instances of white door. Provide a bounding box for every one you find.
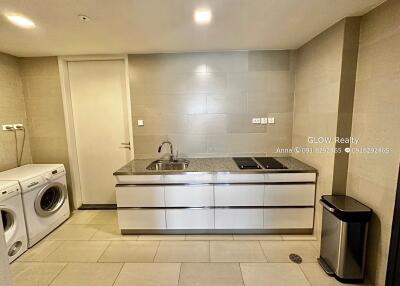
[67,60,131,204]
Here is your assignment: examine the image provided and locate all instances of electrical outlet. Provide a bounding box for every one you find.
[268,117,275,124]
[252,118,261,124]
[261,117,268,124]
[137,119,144,126]
[2,124,14,131]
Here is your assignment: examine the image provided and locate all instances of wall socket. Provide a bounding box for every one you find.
[261,117,268,124]
[2,123,24,131]
[252,118,261,124]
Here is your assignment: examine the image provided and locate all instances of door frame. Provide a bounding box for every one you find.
[58,55,134,209]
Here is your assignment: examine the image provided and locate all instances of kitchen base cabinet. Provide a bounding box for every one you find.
[263,208,314,229]
[118,209,166,230]
[215,208,263,229]
[166,209,214,229]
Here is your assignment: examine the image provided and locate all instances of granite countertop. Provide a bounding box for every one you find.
[113,157,317,175]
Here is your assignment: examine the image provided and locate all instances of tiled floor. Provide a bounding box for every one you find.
[11,210,369,286]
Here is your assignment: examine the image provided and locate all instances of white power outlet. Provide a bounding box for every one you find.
[268,117,275,124]
[252,118,261,124]
[261,117,268,124]
[13,124,24,130]
[2,124,14,131]
[137,119,144,126]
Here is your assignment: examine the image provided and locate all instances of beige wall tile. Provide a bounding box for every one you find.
[129,51,295,158]
[0,52,32,171]
[346,1,400,284]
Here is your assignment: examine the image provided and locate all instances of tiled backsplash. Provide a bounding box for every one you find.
[129,51,295,158]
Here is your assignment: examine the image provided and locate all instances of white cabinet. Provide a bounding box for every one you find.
[166,209,214,229]
[215,208,263,229]
[164,173,213,184]
[215,173,264,183]
[264,184,315,206]
[115,175,163,184]
[116,186,165,207]
[263,208,314,229]
[118,209,166,229]
[215,185,264,206]
[265,173,316,182]
[165,185,214,207]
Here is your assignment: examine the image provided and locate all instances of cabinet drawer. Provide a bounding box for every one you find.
[215,173,264,183]
[165,185,214,207]
[215,208,263,229]
[118,209,166,229]
[164,173,213,184]
[264,208,314,229]
[264,184,315,206]
[116,186,165,207]
[115,175,163,184]
[166,209,214,229]
[215,185,264,206]
[265,173,316,182]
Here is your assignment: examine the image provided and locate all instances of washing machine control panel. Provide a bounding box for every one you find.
[0,185,20,200]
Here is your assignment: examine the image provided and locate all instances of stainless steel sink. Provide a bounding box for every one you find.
[146,159,190,171]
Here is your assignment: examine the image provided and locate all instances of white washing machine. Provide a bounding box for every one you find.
[0,181,28,262]
[0,164,70,247]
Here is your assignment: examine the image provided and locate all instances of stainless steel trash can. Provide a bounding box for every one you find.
[318,195,372,283]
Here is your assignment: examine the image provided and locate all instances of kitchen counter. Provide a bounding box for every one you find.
[113,157,317,176]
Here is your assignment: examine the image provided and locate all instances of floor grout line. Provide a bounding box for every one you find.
[46,262,68,286]
[111,262,125,286]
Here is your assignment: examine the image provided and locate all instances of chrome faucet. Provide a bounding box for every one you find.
[158,141,175,161]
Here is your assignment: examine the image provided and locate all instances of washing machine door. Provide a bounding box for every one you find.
[1,206,23,257]
[1,207,17,242]
[34,182,67,217]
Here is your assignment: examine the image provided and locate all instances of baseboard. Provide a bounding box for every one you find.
[78,204,117,210]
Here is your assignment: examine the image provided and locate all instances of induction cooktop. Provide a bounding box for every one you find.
[254,157,288,169]
[232,157,261,169]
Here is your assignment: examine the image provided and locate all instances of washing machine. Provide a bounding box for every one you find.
[0,164,70,247]
[0,180,28,262]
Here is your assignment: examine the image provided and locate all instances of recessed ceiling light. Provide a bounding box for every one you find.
[6,14,35,29]
[78,14,90,22]
[194,9,212,25]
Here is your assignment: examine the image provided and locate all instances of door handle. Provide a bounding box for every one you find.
[120,142,131,150]
[121,142,130,146]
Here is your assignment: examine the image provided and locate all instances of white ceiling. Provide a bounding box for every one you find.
[0,0,385,57]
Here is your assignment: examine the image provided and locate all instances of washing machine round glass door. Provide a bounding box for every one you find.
[1,207,22,257]
[34,182,67,217]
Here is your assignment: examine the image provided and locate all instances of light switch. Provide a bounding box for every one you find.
[261,117,268,124]
[137,119,144,126]
[268,117,275,124]
[252,118,261,124]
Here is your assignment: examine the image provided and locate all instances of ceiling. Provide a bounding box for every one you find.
[0,0,385,57]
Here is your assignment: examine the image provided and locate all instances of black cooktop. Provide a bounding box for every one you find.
[232,157,261,169]
[254,157,288,169]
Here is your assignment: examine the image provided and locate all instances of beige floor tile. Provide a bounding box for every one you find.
[310,240,321,252]
[300,263,364,286]
[91,224,138,241]
[99,241,159,262]
[50,263,123,286]
[186,234,234,240]
[114,263,181,286]
[45,241,110,262]
[241,263,310,286]
[46,224,101,240]
[260,241,319,263]
[281,235,317,241]
[138,235,185,241]
[179,263,244,286]
[233,235,282,241]
[11,262,66,286]
[18,240,63,262]
[155,241,210,262]
[210,241,267,262]
[65,211,99,224]
[88,211,118,225]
